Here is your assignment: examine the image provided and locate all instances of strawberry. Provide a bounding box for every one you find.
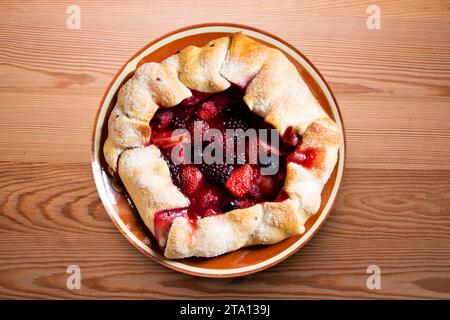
[179,165,204,196]
[225,164,255,198]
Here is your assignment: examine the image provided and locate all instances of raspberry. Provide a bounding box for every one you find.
[179,165,204,196]
[200,163,234,184]
[225,164,255,198]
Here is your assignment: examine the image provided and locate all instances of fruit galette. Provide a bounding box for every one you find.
[103,33,340,259]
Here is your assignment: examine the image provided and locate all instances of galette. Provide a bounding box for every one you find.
[103,32,340,259]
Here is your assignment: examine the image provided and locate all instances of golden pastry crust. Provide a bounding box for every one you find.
[164,199,308,259]
[103,62,191,172]
[165,37,231,93]
[221,32,272,87]
[103,32,341,259]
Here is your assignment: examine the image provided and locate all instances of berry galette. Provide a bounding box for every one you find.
[103,33,340,259]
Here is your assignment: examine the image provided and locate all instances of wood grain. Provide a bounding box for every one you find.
[0,0,449,299]
[0,163,449,299]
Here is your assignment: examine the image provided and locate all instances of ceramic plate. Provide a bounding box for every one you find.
[92,23,346,278]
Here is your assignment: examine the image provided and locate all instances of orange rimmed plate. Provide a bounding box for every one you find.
[91,23,346,278]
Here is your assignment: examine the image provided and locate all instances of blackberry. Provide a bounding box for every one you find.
[172,116,189,129]
[200,163,234,185]
[162,156,181,186]
[221,199,240,212]
[168,162,181,186]
[223,127,249,165]
[171,108,195,129]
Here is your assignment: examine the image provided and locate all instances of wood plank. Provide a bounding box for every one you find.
[1,91,449,170]
[0,162,448,299]
[1,2,449,168]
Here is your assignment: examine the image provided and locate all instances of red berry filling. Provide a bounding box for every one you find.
[282,126,301,146]
[149,86,318,244]
[286,147,320,169]
[150,130,190,149]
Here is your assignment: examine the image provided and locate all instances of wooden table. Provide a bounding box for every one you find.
[1,0,449,299]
